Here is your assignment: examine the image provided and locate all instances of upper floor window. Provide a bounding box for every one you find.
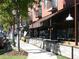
[44,0,52,9]
[35,10,39,18]
[51,0,58,9]
[34,0,42,18]
[38,1,42,17]
[44,0,48,8]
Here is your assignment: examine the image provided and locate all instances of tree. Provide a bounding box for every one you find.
[0,0,34,51]
[0,0,34,30]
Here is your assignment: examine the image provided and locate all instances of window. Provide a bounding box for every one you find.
[35,10,39,18]
[51,0,58,9]
[38,1,42,16]
[38,5,42,17]
[44,0,52,9]
[35,1,42,18]
[44,0,48,8]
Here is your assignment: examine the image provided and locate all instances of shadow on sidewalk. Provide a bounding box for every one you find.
[25,49,47,53]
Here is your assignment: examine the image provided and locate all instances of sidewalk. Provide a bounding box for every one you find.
[20,40,57,59]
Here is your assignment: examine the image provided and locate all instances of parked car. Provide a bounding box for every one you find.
[0,32,6,48]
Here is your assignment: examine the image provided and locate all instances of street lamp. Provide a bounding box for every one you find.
[66,0,78,46]
[74,0,78,45]
[12,0,20,52]
[12,9,17,15]
[12,9,17,47]
[66,13,73,21]
[66,13,73,44]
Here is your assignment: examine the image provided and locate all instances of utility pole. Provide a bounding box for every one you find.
[74,0,78,45]
[12,4,16,47]
[49,19,52,40]
[16,3,20,52]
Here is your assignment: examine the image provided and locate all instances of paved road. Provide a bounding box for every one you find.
[19,40,57,59]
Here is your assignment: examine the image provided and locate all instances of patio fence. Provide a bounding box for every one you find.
[29,38,79,59]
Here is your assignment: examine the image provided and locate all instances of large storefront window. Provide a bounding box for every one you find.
[57,28,74,41]
[39,29,49,39]
[67,28,74,39]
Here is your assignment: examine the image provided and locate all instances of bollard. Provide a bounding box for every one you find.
[71,46,73,59]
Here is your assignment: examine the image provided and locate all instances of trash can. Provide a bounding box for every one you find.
[43,39,52,51]
[43,39,58,52]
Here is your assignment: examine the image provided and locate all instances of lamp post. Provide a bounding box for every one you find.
[12,10,17,15]
[12,0,20,51]
[12,9,17,47]
[74,0,78,45]
[66,13,73,21]
[66,0,78,46]
[66,13,73,44]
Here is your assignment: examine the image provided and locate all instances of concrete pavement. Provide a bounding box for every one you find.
[19,40,57,59]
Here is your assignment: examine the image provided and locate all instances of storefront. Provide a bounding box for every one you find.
[40,4,79,42]
[29,4,79,43]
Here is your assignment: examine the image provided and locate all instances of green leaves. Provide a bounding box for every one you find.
[17,0,34,17]
[0,10,13,32]
[0,0,34,32]
[0,0,11,9]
